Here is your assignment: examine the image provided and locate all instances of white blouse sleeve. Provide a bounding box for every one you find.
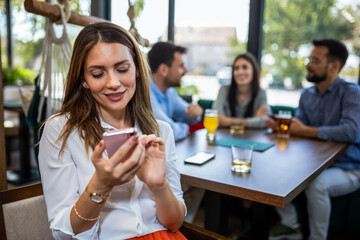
[39,116,99,239]
[158,120,186,208]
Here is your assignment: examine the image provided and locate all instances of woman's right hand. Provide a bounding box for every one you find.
[89,136,145,195]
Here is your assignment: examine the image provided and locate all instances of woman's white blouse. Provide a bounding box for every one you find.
[39,115,185,240]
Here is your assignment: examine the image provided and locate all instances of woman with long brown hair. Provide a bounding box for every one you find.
[213,52,269,128]
[39,22,186,240]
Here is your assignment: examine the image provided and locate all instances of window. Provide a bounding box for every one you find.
[174,0,250,100]
[1,0,90,71]
[0,1,7,65]
[262,0,359,107]
[111,0,168,46]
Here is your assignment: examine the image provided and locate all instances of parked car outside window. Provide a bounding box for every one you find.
[216,66,232,85]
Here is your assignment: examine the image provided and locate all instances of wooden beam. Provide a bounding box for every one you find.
[24,0,107,26]
[0,28,8,191]
[24,0,149,47]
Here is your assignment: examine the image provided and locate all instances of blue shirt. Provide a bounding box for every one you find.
[297,77,360,170]
[149,79,200,141]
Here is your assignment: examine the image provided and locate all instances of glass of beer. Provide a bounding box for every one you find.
[203,109,219,143]
[277,110,292,138]
[230,121,244,135]
[231,144,253,174]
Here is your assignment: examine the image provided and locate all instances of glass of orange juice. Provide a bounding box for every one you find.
[203,109,219,143]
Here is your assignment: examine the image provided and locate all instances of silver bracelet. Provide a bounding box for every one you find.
[73,203,100,221]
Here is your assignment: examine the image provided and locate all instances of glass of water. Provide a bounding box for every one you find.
[231,144,253,175]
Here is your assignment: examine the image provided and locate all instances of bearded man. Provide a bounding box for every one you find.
[267,39,360,240]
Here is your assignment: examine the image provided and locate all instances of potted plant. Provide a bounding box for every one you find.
[2,66,36,102]
[175,85,199,103]
[2,66,36,86]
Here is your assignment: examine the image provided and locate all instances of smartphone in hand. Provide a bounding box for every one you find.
[103,128,137,158]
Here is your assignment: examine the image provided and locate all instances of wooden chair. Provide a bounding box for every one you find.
[0,183,230,240]
[0,183,53,240]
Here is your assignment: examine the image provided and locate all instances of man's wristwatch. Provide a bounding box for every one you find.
[85,187,110,204]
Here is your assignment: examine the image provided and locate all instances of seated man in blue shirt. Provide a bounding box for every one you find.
[148,42,204,223]
[148,42,203,141]
[267,39,360,240]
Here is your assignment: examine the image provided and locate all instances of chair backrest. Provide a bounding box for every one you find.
[198,99,214,120]
[0,183,54,240]
[270,105,297,116]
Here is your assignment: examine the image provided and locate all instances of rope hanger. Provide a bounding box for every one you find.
[24,0,149,47]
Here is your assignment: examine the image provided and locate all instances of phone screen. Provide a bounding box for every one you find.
[184,152,215,165]
[103,128,137,158]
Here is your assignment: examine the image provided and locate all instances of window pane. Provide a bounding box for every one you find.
[0,1,7,65]
[262,0,359,107]
[173,0,250,100]
[1,0,90,72]
[111,0,169,45]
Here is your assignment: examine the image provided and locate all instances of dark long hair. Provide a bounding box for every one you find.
[227,52,260,117]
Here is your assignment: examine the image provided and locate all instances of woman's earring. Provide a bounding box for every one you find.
[82,82,89,89]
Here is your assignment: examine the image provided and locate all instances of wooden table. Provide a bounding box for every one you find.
[175,128,348,235]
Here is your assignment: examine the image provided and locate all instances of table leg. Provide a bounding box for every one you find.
[248,202,271,240]
[19,112,31,179]
[204,191,272,239]
[204,191,229,236]
[6,112,40,184]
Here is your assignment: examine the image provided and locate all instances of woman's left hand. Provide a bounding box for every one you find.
[136,135,166,191]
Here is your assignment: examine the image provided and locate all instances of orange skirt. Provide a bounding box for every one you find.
[127,230,187,240]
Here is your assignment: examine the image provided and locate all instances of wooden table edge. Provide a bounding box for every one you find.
[181,142,348,208]
[181,174,285,207]
[283,142,349,205]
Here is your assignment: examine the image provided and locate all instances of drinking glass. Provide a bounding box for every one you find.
[277,110,292,138]
[231,144,253,174]
[203,109,219,143]
[230,121,244,135]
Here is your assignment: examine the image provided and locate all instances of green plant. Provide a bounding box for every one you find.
[2,66,36,85]
[175,85,199,96]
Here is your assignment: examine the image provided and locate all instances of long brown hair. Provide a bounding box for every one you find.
[50,22,158,156]
[228,52,260,118]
